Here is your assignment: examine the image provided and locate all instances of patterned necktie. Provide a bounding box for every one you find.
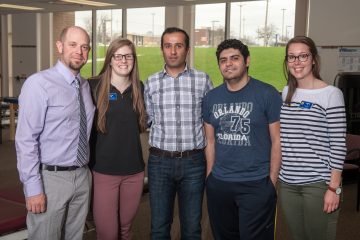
[74,77,88,166]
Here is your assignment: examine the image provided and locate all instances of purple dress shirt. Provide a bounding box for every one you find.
[15,61,95,198]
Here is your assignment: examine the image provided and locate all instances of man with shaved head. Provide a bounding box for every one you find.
[16,26,95,239]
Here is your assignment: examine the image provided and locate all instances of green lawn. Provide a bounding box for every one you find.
[81,46,287,91]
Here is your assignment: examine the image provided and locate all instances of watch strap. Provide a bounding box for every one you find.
[328,186,341,195]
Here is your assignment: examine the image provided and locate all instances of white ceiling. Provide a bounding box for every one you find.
[0,0,258,15]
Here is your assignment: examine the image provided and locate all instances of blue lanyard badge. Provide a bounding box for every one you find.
[299,101,313,109]
[109,92,118,101]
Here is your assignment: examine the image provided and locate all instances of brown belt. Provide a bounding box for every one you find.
[149,147,203,158]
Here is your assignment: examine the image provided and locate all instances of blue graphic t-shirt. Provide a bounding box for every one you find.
[202,78,282,182]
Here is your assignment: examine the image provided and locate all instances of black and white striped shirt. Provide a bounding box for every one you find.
[279,85,347,184]
[144,66,213,151]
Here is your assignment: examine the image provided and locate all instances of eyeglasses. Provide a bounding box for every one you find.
[113,54,134,61]
[286,53,311,63]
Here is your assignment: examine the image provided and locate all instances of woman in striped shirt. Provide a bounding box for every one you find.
[279,36,347,240]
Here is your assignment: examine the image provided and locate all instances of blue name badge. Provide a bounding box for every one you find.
[299,101,313,109]
[109,93,118,101]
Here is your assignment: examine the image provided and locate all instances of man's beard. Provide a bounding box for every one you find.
[223,69,247,84]
[69,61,84,72]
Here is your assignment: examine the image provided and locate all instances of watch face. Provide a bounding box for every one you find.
[336,187,342,195]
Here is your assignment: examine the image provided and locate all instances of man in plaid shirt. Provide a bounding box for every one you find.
[144,27,213,239]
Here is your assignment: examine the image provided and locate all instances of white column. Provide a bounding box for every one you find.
[37,13,52,71]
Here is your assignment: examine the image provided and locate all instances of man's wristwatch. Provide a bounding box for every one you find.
[328,186,342,195]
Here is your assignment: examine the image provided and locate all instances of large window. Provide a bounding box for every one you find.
[71,1,295,89]
[127,7,165,81]
[76,9,122,78]
[75,7,165,80]
[194,3,226,85]
[95,9,122,74]
[75,11,92,78]
[194,0,295,90]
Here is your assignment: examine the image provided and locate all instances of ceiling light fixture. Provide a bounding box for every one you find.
[61,0,115,7]
[0,4,43,11]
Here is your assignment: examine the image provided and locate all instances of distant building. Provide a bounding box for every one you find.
[127,34,144,46]
[127,33,160,46]
[195,28,211,46]
[194,27,224,47]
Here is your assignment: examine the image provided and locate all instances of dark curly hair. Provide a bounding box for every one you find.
[216,39,250,63]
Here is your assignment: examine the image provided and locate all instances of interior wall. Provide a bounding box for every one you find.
[52,12,75,64]
[307,0,360,84]
[11,13,37,97]
[308,0,360,46]
[38,13,52,71]
[1,15,9,97]
[317,47,340,84]
[294,0,308,36]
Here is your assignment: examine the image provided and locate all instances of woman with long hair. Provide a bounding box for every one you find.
[89,38,146,240]
[279,36,347,240]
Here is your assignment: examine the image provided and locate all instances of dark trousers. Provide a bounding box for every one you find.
[206,174,276,240]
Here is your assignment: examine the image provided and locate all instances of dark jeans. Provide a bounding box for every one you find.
[148,151,206,240]
[206,174,276,240]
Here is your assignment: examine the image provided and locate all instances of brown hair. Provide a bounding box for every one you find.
[283,36,322,104]
[93,38,146,133]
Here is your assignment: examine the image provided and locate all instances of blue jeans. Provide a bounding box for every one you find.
[148,151,206,240]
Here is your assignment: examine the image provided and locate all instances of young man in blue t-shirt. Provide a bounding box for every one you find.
[202,39,282,240]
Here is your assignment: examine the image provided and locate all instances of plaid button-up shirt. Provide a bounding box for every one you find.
[144,66,213,152]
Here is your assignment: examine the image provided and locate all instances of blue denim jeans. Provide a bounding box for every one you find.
[148,151,206,240]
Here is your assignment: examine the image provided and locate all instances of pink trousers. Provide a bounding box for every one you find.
[92,171,144,240]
